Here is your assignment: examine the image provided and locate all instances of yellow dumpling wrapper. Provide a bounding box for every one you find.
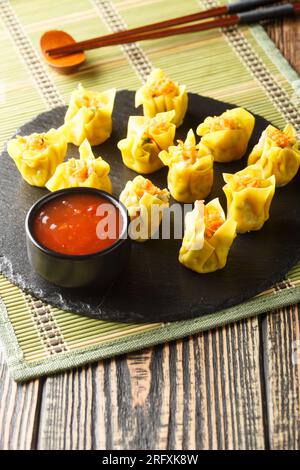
[46,139,112,193]
[135,69,188,127]
[64,84,116,146]
[179,199,237,274]
[119,175,170,242]
[196,107,255,162]
[7,128,67,187]
[117,111,176,174]
[248,124,300,187]
[159,129,213,203]
[223,164,275,234]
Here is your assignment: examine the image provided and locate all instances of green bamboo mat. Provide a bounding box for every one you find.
[0,0,300,381]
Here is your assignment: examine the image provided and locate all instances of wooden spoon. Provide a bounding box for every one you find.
[40,30,86,72]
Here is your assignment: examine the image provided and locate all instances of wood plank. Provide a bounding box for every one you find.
[37,318,265,449]
[37,366,95,450]
[37,349,171,450]
[265,18,300,74]
[193,320,265,449]
[261,305,300,450]
[0,350,41,450]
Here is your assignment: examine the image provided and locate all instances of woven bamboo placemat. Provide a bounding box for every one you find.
[0,0,300,381]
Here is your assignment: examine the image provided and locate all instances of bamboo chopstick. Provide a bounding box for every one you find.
[46,1,299,57]
[46,0,277,56]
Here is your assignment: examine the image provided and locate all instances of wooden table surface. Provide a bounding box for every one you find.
[0,18,300,451]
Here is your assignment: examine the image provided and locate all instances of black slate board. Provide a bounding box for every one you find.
[1,90,300,323]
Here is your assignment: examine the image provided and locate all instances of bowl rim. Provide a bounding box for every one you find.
[25,187,130,260]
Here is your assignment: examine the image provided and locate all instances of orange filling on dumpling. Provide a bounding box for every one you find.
[148,121,170,135]
[149,79,176,97]
[204,206,224,238]
[231,174,265,191]
[266,127,295,148]
[19,134,47,151]
[77,94,104,109]
[67,159,91,182]
[177,140,198,163]
[209,117,239,132]
[135,178,164,198]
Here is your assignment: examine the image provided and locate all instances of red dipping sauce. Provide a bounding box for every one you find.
[33,193,123,256]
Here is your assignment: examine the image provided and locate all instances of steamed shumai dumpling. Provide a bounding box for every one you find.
[223,165,275,234]
[117,111,176,174]
[64,84,116,146]
[196,107,255,162]
[179,199,237,274]
[119,175,170,242]
[7,128,67,187]
[248,124,300,187]
[46,139,112,193]
[159,129,213,203]
[135,69,188,127]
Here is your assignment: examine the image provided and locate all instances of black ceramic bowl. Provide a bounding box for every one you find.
[25,188,131,289]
